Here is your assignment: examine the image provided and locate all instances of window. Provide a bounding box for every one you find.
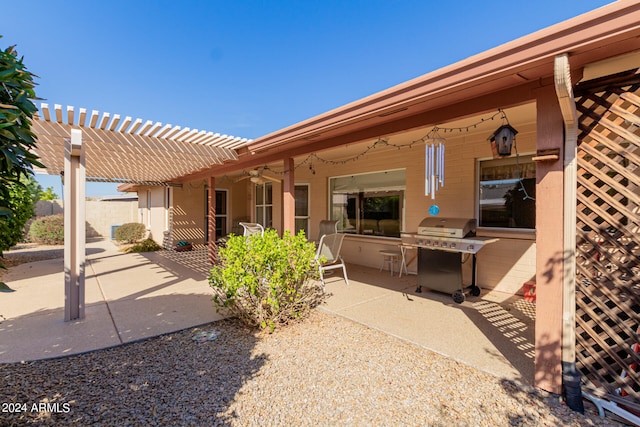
[295,184,310,237]
[255,182,272,228]
[329,170,405,237]
[205,189,228,242]
[478,155,536,229]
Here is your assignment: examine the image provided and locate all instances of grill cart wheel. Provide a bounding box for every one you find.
[453,290,465,304]
[470,286,481,297]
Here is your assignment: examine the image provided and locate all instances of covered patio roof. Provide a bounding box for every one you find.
[32,103,252,185]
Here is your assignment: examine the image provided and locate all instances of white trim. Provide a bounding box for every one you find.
[294,183,311,237]
[215,188,229,238]
[146,190,151,228]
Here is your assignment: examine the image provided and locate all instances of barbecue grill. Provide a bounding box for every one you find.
[402,217,497,303]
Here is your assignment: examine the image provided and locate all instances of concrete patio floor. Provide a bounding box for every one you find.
[0,240,222,363]
[0,240,535,386]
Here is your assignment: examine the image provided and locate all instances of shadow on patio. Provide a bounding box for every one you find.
[160,249,536,386]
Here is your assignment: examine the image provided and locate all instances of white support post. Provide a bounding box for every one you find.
[64,129,86,321]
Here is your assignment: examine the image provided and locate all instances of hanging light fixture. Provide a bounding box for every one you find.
[488,123,518,158]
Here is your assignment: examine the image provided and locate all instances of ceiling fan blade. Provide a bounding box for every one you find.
[262,172,281,182]
[234,175,250,183]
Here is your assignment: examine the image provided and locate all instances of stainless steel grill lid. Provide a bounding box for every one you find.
[417,217,476,238]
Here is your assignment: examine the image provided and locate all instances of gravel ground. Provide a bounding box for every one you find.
[0,311,628,427]
[0,243,630,426]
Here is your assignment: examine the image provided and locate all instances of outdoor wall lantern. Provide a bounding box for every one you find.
[488,124,518,158]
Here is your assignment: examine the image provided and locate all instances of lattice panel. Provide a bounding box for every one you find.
[575,79,640,405]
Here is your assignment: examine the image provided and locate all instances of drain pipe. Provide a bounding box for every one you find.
[554,53,584,413]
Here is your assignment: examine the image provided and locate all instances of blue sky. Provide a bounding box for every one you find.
[3,0,613,196]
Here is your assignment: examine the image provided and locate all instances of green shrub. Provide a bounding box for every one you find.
[28,214,64,244]
[114,222,146,243]
[124,238,162,253]
[209,229,325,331]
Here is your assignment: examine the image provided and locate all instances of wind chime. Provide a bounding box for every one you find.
[425,130,445,200]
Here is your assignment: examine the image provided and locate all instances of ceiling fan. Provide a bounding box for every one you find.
[234,168,280,184]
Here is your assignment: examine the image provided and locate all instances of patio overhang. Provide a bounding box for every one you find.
[32,103,252,185]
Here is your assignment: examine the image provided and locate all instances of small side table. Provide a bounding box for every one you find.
[379,249,402,276]
[398,244,415,277]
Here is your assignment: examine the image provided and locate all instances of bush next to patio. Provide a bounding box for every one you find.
[124,238,162,253]
[114,222,146,243]
[209,229,326,331]
[28,214,64,244]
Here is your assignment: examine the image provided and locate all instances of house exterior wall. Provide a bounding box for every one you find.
[136,113,537,296]
[152,178,255,247]
[149,188,166,243]
[230,181,250,232]
[171,181,206,247]
[292,118,538,296]
[135,186,170,245]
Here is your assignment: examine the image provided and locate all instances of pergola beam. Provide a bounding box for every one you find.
[32,103,251,184]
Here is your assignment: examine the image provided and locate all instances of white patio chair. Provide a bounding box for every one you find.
[318,219,339,241]
[315,233,349,288]
[239,222,264,237]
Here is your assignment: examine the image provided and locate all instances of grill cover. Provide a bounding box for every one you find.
[417,217,476,238]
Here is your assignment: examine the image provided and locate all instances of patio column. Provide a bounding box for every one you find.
[208,175,217,265]
[64,129,86,321]
[283,157,295,234]
[534,85,565,394]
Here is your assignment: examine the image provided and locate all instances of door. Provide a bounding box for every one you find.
[205,188,228,243]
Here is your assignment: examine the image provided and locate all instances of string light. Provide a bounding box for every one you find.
[220,108,535,204]
[243,108,511,175]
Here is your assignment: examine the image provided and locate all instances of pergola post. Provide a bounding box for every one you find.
[208,176,217,265]
[534,85,565,393]
[282,157,295,234]
[64,129,86,321]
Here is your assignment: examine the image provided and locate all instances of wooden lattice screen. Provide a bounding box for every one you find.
[574,72,640,408]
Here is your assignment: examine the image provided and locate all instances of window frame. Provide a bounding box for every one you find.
[294,183,310,237]
[328,169,406,239]
[255,182,273,228]
[476,154,536,233]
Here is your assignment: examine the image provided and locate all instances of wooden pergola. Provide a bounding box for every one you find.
[31,103,252,321]
[33,103,250,184]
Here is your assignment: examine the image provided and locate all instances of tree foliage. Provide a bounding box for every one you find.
[0,36,41,272]
[0,38,41,184]
[38,186,58,200]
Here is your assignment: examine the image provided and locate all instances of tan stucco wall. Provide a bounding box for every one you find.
[171,181,206,247]
[141,110,538,297]
[230,181,250,233]
[136,179,256,248]
[149,188,166,242]
[290,116,538,296]
[34,199,138,238]
[165,179,252,247]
